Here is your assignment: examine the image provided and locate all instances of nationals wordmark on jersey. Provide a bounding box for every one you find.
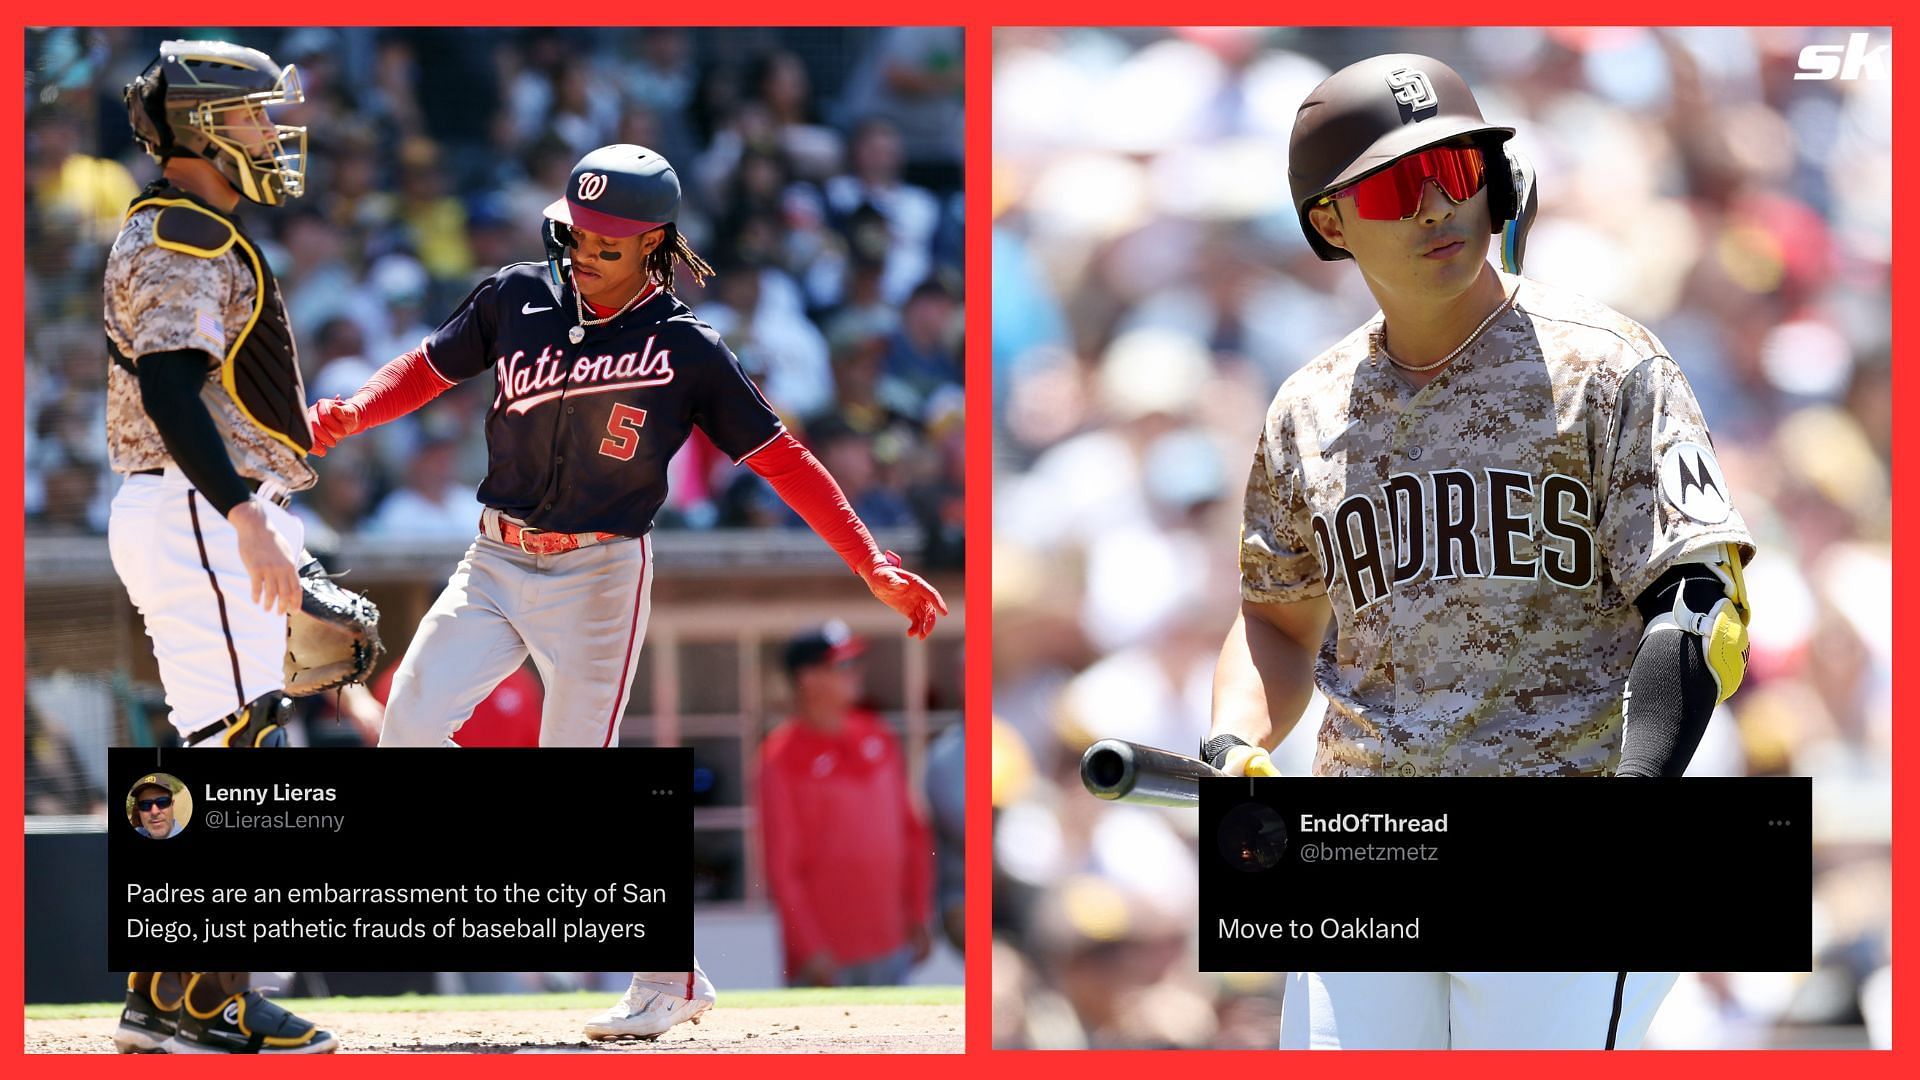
[495,336,677,416]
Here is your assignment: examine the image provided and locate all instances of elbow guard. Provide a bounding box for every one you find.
[1618,547,1752,778]
[1636,545,1751,703]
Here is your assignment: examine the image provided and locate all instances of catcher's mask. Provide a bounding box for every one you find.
[125,39,308,207]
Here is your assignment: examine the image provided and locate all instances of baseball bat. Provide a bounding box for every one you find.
[1079,739,1224,807]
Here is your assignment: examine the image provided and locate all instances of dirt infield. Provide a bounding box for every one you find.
[28,1001,961,1054]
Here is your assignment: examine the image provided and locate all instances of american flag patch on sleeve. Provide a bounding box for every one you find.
[193,310,225,351]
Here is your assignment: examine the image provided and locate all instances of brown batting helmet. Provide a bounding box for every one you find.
[1289,53,1516,261]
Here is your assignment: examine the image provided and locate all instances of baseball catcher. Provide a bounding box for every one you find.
[106,39,352,1054]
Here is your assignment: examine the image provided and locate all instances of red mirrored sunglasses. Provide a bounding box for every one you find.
[1319,145,1487,221]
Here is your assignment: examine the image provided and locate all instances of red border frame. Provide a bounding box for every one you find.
[964,18,994,1060]
[5,7,1913,1076]
[977,10,1909,1075]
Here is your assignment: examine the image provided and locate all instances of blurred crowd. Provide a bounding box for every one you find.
[992,27,1890,1049]
[25,27,964,565]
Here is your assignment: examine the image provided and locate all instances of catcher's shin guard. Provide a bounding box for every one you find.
[167,973,338,1054]
[185,691,291,748]
[114,972,185,1053]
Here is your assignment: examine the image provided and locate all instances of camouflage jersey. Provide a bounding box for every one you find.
[103,187,316,492]
[1239,271,1755,777]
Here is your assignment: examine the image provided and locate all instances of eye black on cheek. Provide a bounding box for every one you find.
[597,249,623,262]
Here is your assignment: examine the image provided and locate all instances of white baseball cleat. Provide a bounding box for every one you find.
[584,971,717,1041]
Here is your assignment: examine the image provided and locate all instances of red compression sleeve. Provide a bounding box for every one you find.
[745,432,889,577]
[343,347,456,428]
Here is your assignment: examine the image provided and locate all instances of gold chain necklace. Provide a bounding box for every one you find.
[569,276,655,345]
[1373,286,1517,373]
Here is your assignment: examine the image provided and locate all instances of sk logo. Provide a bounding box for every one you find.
[576,172,609,201]
[1795,33,1890,81]
[1386,68,1437,111]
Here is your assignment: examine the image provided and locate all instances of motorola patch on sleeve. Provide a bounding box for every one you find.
[1658,442,1732,524]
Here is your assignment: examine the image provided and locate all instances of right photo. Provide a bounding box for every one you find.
[992,27,1890,1050]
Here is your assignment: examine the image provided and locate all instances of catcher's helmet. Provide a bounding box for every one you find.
[1289,53,1515,261]
[124,40,308,206]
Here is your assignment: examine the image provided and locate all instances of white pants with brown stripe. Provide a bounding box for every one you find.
[108,471,305,736]
[1278,971,1678,1049]
[378,532,654,748]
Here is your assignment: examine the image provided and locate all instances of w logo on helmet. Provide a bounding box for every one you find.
[1385,68,1437,111]
[576,172,610,201]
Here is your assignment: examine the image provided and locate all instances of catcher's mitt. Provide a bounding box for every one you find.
[284,555,384,696]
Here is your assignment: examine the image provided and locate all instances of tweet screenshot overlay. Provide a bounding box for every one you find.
[110,747,692,970]
[1199,777,1809,971]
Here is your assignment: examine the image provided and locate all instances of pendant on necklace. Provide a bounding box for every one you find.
[568,325,585,345]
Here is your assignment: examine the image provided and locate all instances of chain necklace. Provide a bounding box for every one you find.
[1373,285,1518,373]
[569,275,656,345]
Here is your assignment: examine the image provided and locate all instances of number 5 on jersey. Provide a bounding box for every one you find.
[599,403,649,461]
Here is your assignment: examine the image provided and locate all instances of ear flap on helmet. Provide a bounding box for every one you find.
[124,63,176,156]
[1480,138,1517,231]
[1500,147,1539,274]
[543,218,574,288]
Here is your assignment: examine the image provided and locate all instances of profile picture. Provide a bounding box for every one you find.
[125,773,191,840]
[1217,802,1288,872]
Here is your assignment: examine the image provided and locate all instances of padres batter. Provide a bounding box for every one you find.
[306,143,947,1039]
[106,40,336,1053]
[1201,54,1755,1049]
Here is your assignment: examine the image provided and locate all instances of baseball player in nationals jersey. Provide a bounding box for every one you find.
[305,143,947,1040]
[106,40,336,1054]
[1200,55,1755,1049]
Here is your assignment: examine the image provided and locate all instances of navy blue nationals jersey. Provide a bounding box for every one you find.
[422,262,782,535]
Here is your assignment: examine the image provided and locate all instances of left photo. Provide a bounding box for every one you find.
[23,25,964,1053]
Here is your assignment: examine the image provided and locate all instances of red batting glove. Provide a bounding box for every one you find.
[861,550,948,640]
[306,396,363,457]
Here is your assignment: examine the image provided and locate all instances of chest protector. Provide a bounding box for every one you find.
[109,186,312,455]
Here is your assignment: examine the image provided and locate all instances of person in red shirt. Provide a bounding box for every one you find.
[369,663,544,747]
[758,621,932,986]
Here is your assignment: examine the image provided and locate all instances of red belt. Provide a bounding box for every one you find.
[482,510,621,556]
